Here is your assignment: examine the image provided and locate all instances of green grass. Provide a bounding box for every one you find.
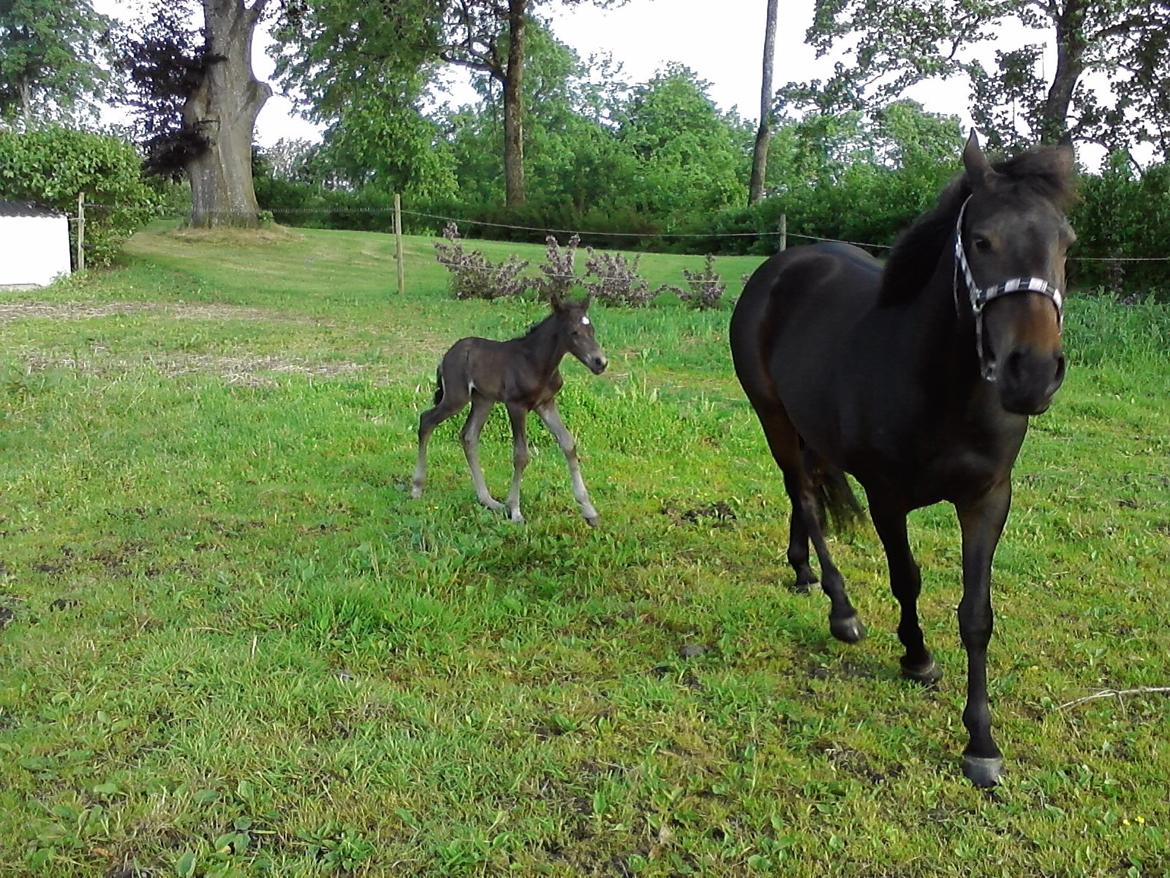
[2,224,1169,877]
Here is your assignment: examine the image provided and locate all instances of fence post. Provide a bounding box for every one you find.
[778,213,786,252]
[393,193,405,295]
[76,192,86,272]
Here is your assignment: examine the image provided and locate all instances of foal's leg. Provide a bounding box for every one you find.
[412,378,470,498]
[461,393,504,512]
[868,493,940,685]
[504,403,529,524]
[955,481,1012,787]
[536,400,599,526]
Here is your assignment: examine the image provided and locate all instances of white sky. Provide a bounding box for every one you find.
[94,0,1032,148]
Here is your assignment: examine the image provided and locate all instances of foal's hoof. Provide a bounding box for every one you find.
[410,485,423,499]
[900,656,943,687]
[585,515,600,528]
[962,754,1004,788]
[509,512,525,525]
[830,614,867,644]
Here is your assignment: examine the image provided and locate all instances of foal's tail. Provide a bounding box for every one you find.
[432,366,444,406]
[806,450,864,533]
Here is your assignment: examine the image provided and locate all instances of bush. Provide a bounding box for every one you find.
[584,247,652,307]
[533,233,582,303]
[659,254,727,309]
[433,223,530,300]
[0,127,159,268]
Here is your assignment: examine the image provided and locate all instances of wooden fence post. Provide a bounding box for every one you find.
[778,213,786,252]
[77,192,86,272]
[393,193,405,295]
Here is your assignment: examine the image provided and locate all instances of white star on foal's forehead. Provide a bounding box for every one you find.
[581,316,591,325]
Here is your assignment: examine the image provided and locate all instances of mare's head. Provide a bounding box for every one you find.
[959,132,1077,414]
[551,293,608,374]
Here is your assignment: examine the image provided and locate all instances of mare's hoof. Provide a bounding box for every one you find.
[962,754,1004,788]
[410,486,423,499]
[585,515,600,528]
[830,614,867,644]
[509,513,525,525]
[901,656,943,686]
[791,569,818,594]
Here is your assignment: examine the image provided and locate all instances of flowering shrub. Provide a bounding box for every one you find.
[659,254,726,309]
[434,223,530,300]
[534,233,581,303]
[584,246,652,307]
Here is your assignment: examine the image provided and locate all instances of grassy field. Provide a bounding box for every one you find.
[1,224,1169,877]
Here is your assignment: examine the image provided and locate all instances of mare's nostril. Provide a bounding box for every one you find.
[1053,353,1067,384]
[1004,350,1025,383]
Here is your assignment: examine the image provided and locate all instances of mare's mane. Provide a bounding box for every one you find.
[878,145,1077,305]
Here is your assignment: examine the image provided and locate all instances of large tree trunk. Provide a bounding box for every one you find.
[748,0,778,204]
[183,0,272,227]
[502,0,526,207]
[1039,0,1085,142]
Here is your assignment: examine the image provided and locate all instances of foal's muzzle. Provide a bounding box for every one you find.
[589,355,609,374]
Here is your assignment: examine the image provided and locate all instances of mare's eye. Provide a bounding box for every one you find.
[973,236,992,254]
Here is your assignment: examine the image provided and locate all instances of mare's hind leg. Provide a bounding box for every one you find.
[461,393,504,512]
[504,403,529,523]
[784,470,865,643]
[755,410,818,590]
[755,407,863,640]
[868,492,940,685]
[412,376,471,498]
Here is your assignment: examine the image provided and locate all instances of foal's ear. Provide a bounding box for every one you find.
[549,289,564,311]
[963,130,994,190]
[582,293,593,310]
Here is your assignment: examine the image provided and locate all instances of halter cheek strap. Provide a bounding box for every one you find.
[953,197,1065,382]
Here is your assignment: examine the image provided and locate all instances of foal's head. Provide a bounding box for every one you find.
[551,294,608,374]
[959,133,1077,414]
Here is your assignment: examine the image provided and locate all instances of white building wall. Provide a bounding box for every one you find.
[0,215,72,288]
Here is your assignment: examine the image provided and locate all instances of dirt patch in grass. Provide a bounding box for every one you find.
[166,225,305,246]
[18,350,373,387]
[0,300,321,326]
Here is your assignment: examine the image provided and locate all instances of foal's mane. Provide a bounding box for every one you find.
[878,145,1077,305]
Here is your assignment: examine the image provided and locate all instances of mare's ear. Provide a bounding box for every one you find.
[963,130,994,190]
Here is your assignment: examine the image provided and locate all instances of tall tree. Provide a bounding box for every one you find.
[783,0,1170,159]
[274,0,627,209]
[0,0,115,127]
[748,0,778,204]
[124,0,273,227]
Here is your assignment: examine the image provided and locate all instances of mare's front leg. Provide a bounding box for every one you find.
[504,403,530,523]
[536,400,599,526]
[868,493,941,685]
[955,481,1012,787]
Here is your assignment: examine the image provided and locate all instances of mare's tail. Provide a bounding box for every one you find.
[432,367,444,406]
[805,448,864,533]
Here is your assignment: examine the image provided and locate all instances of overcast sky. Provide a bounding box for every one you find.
[93,0,1021,148]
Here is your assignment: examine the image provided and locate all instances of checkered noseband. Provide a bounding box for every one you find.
[953,197,1065,382]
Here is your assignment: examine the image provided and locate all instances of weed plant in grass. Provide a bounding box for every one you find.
[0,227,1168,876]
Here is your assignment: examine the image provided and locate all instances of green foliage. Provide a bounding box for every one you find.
[788,0,1170,158]
[0,0,115,126]
[0,126,158,267]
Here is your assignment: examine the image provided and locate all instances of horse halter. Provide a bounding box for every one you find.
[953,196,1065,382]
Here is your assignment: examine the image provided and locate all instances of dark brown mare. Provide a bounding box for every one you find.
[730,133,1076,786]
[412,293,608,525]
